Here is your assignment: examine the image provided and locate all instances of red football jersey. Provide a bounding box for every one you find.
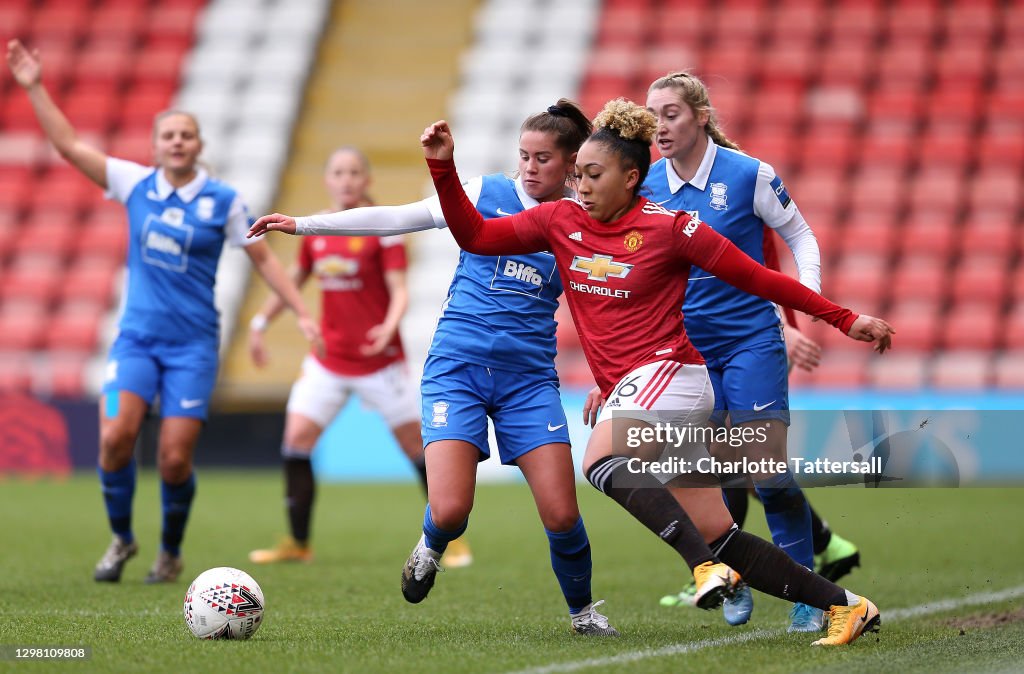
[299,234,407,375]
[512,198,727,395]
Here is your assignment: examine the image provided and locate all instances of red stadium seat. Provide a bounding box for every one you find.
[73,41,135,88]
[838,217,898,257]
[47,301,106,351]
[555,352,594,389]
[976,122,1024,169]
[118,87,174,130]
[765,6,823,44]
[107,129,154,165]
[939,4,997,42]
[899,215,957,258]
[870,353,928,389]
[713,5,765,42]
[0,313,47,354]
[891,253,947,302]
[0,355,32,393]
[810,349,870,387]
[855,122,915,170]
[76,215,129,259]
[950,255,1010,305]
[875,44,933,89]
[144,4,201,43]
[930,351,992,389]
[29,170,98,214]
[991,45,1024,94]
[993,353,1024,388]
[14,220,77,260]
[62,261,120,304]
[1011,268,1024,304]
[866,90,923,125]
[986,92,1024,123]
[831,253,888,303]
[934,45,990,89]
[0,6,30,37]
[597,8,648,46]
[908,167,964,213]
[1,253,64,305]
[817,42,873,88]
[960,220,1018,256]
[883,4,938,42]
[698,51,756,90]
[88,4,147,40]
[0,169,32,212]
[888,299,941,351]
[967,170,1021,215]
[30,4,88,42]
[942,301,1001,351]
[652,7,708,46]
[926,88,983,125]
[826,4,883,42]
[41,351,91,398]
[62,88,120,134]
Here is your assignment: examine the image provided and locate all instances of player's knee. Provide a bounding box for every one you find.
[541,506,581,533]
[158,451,192,484]
[99,425,136,467]
[429,495,473,530]
[283,422,321,450]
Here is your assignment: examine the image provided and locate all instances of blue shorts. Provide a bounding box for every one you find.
[420,355,570,465]
[703,338,790,426]
[102,330,219,420]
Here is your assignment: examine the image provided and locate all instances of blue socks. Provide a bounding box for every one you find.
[161,473,196,557]
[422,504,466,554]
[755,471,814,569]
[98,460,136,544]
[546,517,593,615]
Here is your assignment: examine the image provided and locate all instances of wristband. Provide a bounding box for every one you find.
[249,314,269,332]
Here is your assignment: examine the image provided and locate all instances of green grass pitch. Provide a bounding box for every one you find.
[2,472,1024,673]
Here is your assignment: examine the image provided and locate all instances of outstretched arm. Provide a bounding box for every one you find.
[679,216,894,352]
[248,202,442,239]
[422,120,547,255]
[7,40,107,187]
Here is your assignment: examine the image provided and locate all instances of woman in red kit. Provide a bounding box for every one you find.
[420,99,893,646]
[246,147,471,568]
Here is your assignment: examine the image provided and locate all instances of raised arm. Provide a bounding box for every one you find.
[422,120,547,256]
[678,215,894,352]
[6,40,108,188]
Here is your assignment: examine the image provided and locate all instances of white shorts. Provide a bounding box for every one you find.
[286,356,420,430]
[597,360,715,427]
[597,360,716,484]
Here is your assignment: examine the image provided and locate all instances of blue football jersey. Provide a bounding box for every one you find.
[106,158,253,341]
[644,143,796,356]
[427,174,562,372]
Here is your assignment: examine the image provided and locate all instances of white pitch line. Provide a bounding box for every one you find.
[503,584,1024,674]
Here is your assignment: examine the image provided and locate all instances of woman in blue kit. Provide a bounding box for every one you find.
[249,99,617,635]
[8,40,320,584]
[642,70,847,631]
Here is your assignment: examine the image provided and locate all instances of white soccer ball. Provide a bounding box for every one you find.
[183,567,265,640]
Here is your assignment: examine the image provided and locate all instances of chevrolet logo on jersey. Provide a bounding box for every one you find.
[314,255,358,277]
[569,254,634,282]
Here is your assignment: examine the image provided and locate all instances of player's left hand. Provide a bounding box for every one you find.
[783,323,822,371]
[421,121,454,161]
[361,323,395,356]
[248,213,297,238]
[847,314,895,354]
[297,316,325,358]
[583,385,603,428]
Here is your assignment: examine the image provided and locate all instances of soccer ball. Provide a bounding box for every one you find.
[183,567,265,640]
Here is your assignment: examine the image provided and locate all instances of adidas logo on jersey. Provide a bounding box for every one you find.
[502,259,544,287]
[568,231,583,241]
[642,201,675,217]
[146,230,183,255]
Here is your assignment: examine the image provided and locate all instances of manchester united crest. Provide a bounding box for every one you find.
[624,230,644,253]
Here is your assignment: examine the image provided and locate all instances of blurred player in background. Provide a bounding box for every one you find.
[423,99,892,645]
[6,40,321,583]
[644,71,859,631]
[246,147,471,569]
[249,101,619,636]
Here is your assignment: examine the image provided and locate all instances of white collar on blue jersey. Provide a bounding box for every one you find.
[665,135,716,193]
[154,167,210,203]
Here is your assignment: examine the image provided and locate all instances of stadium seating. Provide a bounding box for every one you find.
[570,0,1023,390]
[0,0,203,397]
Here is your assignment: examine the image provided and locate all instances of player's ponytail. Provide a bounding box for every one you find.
[648,71,741,152]
[590,98,658,197]
[520,98,593,155]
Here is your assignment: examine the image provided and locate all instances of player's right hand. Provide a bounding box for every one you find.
[847,314,895,354]
[6,39,42,89]
[783,323,822,372]
[421,120,454,161]
[248,213,297,238]
[583,385,603,428]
